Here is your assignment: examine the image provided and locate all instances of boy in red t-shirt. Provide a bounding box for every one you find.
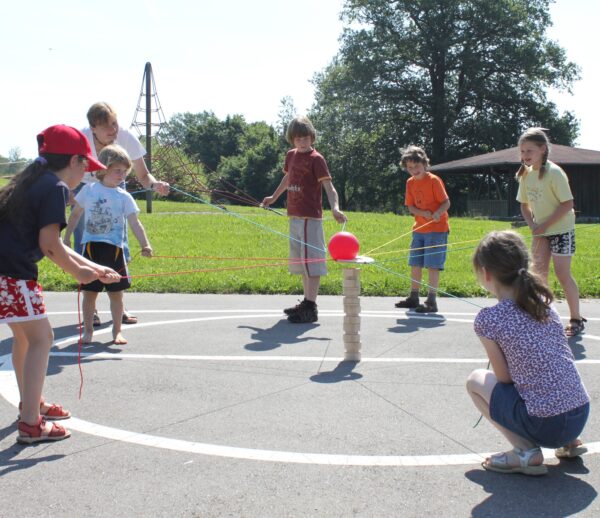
[262,116,346,323]
[395,146,450,313]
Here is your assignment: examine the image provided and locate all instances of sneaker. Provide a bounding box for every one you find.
[415,300,438,313]
[394,297,419,309]
[93,310,101,327]
[284,299,306,315]
[17,417,71,444]
[287,304,318,323]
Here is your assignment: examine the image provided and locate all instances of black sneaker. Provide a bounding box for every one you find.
[287,304,318,323]
[394,297,419,309]
[284,299,306,315]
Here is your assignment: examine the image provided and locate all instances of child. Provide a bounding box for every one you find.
[64,145,152,344]
[466,230,589,476]
[73,102,169,327]
[261,116,346,323]
[516,127,585,336]
[395,146,450,313]
[0,125,121,443]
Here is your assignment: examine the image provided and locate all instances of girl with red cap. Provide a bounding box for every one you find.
[0,125,121,444]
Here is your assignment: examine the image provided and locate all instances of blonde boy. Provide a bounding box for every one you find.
[64,145,152,344]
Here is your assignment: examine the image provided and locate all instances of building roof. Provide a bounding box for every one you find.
[431,144,600,173]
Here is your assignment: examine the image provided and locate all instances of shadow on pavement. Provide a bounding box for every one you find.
[240,320,330,352]
[465,459,597,517]
[310,360,362,383]
[388,313,447,334]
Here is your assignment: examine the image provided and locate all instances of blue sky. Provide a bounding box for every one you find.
[1,0,597,159]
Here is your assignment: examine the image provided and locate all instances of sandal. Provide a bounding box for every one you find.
[555,441,588,458]
[93,310,101,327]
[17,417,71,444]
[18,400,71,421]
[482,447,548,476]
[414,300,438,313]
[395,297,419,309]
[122,311,138,325]
[565,318,586,337]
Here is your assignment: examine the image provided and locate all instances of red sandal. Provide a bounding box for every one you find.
[17,417,71,444]
[18,400,71,421]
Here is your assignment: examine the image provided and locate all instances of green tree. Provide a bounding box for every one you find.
[313,0,580,176]
[164,111,247,172]
[217,122,284,204]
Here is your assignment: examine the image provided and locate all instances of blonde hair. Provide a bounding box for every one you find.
[96,144,132,180]
[87,102,118,127]
[400,145,430,169]
[286,116,316,145]
[516,127,550,181]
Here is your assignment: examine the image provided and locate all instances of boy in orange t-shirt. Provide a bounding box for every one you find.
[395,146,450,313]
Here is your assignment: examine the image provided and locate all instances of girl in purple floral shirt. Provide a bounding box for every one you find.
[466,230,589,476]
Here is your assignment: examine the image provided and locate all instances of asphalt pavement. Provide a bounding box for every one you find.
[1,292,598,517]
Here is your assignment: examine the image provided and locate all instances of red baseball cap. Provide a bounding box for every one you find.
[37,125,106,172]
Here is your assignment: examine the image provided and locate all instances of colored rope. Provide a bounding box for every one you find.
[365,220,433,255]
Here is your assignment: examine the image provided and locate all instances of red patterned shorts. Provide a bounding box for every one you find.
[0,275,46,324]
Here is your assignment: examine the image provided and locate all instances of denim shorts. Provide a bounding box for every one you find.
[408,231,448,270]
[490,382,589,448]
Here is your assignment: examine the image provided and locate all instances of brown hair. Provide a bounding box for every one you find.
[0,154,78,223]
[400,145,430,169]
[96,144,132,180]
[515,127,550,181]
[286,116,316,145]
[473,231,554,322]
[87,102,118,127]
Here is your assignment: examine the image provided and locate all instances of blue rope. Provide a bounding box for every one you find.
[170,185,327,253]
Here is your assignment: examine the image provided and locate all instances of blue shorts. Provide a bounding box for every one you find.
[490,382,589,448]
[408,232,448,270]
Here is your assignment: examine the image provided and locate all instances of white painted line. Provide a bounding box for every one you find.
[1,310,597,467]
[0,358,597,466]
[46,308,600,321]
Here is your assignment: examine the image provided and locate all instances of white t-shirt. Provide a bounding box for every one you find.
[75,183,139,248]
[80,126,146,184]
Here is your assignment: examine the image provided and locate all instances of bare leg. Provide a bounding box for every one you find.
[108,290,127,344]
[410,266,423,291]
[11,324,28,401]
[82,291,98,343]
[553,255,581,320]
[466,369,542,466]
[531,236,551,283]
[9,320,53,425]
[427,268,439,292]
[303,275,320,303]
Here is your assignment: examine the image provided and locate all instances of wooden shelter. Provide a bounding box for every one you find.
[430,144,600,219]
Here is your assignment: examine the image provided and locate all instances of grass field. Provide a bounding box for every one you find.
[38,198,600,299]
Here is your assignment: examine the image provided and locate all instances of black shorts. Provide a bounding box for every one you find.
[81,241,131,292]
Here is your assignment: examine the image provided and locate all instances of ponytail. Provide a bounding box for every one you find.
[539,146,549,180]
[0,153,73,224]
[515,162,527,181]
[514,268,554,322]
[473,230,554,322]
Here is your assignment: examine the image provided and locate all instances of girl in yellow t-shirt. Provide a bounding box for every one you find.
[516,128,585,336]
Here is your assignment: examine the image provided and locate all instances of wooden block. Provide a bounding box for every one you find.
[343,333,361,343]
[343,288,361,297]
[344,351,361,361]
[343,324,361,334]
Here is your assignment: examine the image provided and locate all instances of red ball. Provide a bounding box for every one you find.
[328,231,360,261]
